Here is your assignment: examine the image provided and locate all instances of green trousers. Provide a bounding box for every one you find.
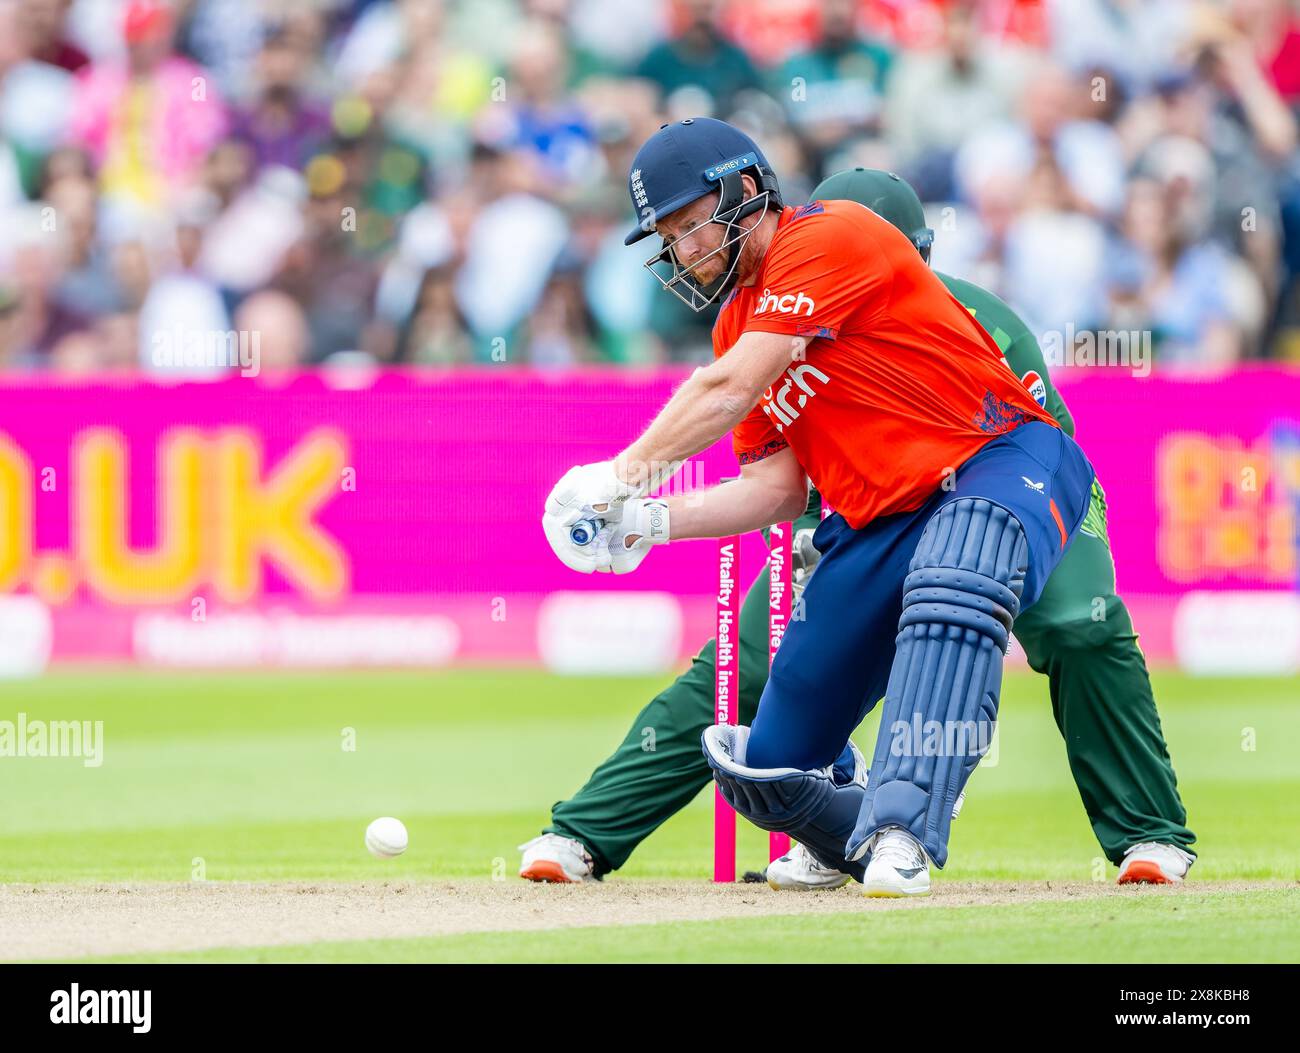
[547,485,1195,873]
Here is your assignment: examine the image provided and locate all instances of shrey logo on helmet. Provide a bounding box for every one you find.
[705,152,758,181]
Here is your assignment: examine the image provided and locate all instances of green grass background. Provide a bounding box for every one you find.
[1,668,1296,961]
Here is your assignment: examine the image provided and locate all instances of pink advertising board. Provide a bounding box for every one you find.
[0,367,1296,671]
[1050,367,1300,670]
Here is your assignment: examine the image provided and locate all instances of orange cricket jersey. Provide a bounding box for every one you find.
[713,200,1057,528]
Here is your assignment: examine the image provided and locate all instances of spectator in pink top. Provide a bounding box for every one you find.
[67,0,228,215]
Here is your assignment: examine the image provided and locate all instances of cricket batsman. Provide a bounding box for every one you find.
[539,118,1097,896]
[525,158,1196,893]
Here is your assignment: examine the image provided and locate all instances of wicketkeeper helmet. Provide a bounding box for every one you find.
[810,168,934,263]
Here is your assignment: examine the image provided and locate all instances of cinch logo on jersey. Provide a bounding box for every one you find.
[755,288,816,317]
[762,364,831,431]
[1021,370,1048,407]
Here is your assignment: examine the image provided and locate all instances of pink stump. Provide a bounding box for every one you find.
[713,534,740,882]
[767,522,793,862]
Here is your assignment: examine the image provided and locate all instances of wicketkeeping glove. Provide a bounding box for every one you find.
[791,526,822,600]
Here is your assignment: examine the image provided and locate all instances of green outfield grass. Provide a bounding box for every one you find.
[0,668,1296,884]
[1,667,1297,962]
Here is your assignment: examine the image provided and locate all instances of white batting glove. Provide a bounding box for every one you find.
[603,498,671,575]
[540,498,669,575]
[542,461,649,574]
[544,461,646,528]
[541,510,608,573]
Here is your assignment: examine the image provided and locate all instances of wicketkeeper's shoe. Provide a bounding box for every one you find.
[1117,842,1195,885]
[861,825,931,897]
[765,842,853,891]
[518,833,598,883]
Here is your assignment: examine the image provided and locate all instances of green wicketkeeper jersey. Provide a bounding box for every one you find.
[937,273,1074,437]
[802,272,1073,518]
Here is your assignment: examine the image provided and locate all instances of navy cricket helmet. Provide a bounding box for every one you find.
[624,117,783,311]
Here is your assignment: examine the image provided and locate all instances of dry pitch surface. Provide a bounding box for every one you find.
[1,879,1283,961]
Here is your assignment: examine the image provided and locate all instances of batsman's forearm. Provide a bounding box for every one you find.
[616,367,753,490]
[664,478,803,540]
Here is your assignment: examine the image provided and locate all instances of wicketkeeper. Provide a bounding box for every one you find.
[533,121,1192,895]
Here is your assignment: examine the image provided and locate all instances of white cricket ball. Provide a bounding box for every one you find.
[365,817,408,859]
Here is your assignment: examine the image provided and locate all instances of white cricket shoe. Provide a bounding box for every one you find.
[862,825,931,897]
[518,833,598,883]
[766,842,853,891]
[1117,842,1195,885]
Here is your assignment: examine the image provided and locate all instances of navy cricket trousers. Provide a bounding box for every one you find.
[745,420,1095,772]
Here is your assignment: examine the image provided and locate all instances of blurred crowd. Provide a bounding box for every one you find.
[1,0,1299,373]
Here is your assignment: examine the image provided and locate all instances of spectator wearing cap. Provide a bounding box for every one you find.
[68,0,229,216]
